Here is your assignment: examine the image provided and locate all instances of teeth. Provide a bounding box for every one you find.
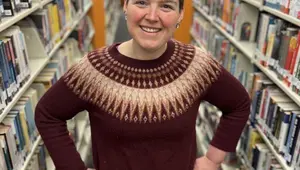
[141,26,160,33]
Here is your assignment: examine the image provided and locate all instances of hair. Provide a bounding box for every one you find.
[125,0,184,11]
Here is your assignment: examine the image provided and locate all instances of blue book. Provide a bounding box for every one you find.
[0,40,11,102]
[284,111,299,160]
[7,111,25,152]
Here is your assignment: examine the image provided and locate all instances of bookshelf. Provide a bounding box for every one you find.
[84,29,95,51]
[255,125,293,170]
[0,58,49,122]
[48,1,93,57]
[0,1,93,123]
[240,0,300,27]
[193,5,256,60]
[192,1,300,169]
[0,0,53,33]
[190,30,205,49]
[105,0,121,45]
[240,0,263,8]
[20,136,42,170]
[236,150,253,170]
[0,0,96,169]
[192,4,300,107]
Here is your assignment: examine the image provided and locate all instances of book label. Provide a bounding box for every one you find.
[4,10,12,16]
[19,3,29,8]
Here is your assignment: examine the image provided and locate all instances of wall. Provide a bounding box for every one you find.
[174,0,193,43]
[88,0,106,48]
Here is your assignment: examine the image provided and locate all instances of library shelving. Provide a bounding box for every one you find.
[255,124,293,170]
[0,0,96,169]
[0,57,48,123]
[20,136,42,170]
[236,149,253,170]
[105,0,121,45]
[0,0,53,33]
[193,5,256,60]
[240,0,300,27]
[240,0,263,8]
[0,0,93,124]
[193,1,300,106]
[192,0,300,169]
[192,2,300,107]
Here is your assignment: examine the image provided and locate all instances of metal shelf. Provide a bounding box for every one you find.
[241,0,300,27]
[0,0,52,33]
[0,57,49,122]
[255,125,293,170]
[20,136,42,170]
[7,2,94,169]
[193,4,299,170]
[193,5,256,61]
[240,0,263,9]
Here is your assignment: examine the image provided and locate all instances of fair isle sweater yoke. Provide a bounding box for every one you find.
[35,39,251,170]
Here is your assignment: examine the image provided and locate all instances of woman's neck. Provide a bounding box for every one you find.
[118,39,167,61]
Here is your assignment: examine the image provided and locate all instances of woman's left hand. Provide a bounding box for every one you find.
[193,156,220,170]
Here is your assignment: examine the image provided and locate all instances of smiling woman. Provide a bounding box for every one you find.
[34,0,251,170]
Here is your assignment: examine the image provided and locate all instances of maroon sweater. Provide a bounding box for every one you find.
[35,39,251,170]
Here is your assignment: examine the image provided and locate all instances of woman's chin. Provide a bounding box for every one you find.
[139,41,165,52]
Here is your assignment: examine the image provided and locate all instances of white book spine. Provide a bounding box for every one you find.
[278,116,290,153]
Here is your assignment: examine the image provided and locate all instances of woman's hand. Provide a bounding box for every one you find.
[193,156,220,170]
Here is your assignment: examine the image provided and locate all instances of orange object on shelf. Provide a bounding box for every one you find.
[174,0,193,44]
[88,0,106,48]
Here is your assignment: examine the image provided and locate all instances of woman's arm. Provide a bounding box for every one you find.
[201,66,251,162]
[35,73,90,170]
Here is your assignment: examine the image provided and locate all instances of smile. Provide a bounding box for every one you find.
[140,26,162,33]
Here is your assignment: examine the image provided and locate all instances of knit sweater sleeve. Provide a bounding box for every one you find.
[203,65,251,152]
[35,61,90,170]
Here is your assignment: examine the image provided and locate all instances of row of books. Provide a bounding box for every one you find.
[27,0,74,53]
[0,0,92,114]
[239,123,286,170]
[193,0,300,26]
[0,37,88,170]
[194,0,300,96]
[0,26,31,113]
[191,13,254,94]
[0,0,34,19]
[25,144,48,170]
[105,0,121,45]
[255,12,300,94]
[191,13,300,169]
[193,0,260,41]
[264,0,300,18]
[70,15,94,52]
[250,74,300,168]
[72,0,90,13]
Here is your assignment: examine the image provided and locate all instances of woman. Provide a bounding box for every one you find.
[35,0,251,170]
